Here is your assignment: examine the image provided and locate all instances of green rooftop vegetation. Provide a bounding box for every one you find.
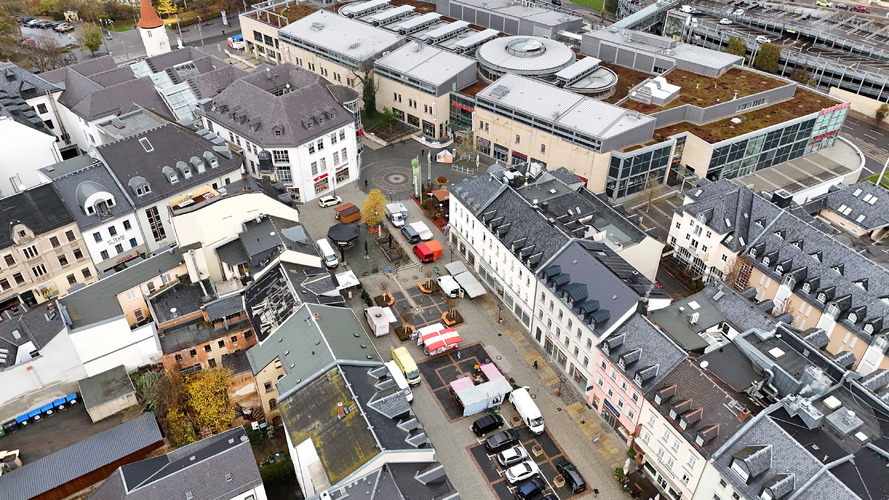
[621,67,790,114]
[651,87,836,144]
[249,3,318,24]
[601,62,651,105]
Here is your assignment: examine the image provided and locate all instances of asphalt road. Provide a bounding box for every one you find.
[842,115,889,177]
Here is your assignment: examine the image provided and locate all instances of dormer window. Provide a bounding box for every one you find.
[750,248,757,257]
[654,394,662,404]
[669,409,677,420]
[864,323,874,334]
[775,265,783,275]
[817,292,827,303]
[847,312,858,324]
[832,265,842,275]
[810,252,820,262]
[679,419,688,430]
[763,256,770,266]
[162,166,179,185]
[855,280,867,290]
[802,282,811,293]
[695,435,704,446]
[204,151,219,169]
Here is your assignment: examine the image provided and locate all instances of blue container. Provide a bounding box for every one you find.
[65,393,78,404]
[27,409,41,420]
[15,414,28,424]
[39,403,54,415]
[52,398,67,409]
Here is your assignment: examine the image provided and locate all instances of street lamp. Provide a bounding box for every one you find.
[196,16,204,46]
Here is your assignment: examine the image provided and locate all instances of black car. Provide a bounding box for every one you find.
[471,413,504,436]
[556,460,587,493]
[485,428,519,452]
[515,476,546,499]
[400,225,420,244]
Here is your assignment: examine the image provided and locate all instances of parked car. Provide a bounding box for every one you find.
[851,4,870,12]
[409,221,433,241]
[18,17,34,24]
[318,194,342,207]
[515,477,547,499]
[484,429,519,452]
[55,23,74,32]
[401,225,421,244]
[471,413,504,436]
[815,0,833,7]
[679,4,692,12]
[556,460,588,493]
[733,8,745,14]
[505,460,540,484]
[719,17,733,24]
[497,445,529,467]
[26,19,41,27]
[835,2,849,8]
[755,35,771,44]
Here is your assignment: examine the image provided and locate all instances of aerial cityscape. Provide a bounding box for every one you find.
[0,0,888,497]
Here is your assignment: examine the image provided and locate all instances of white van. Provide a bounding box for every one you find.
[509,386,544,434]
[437,275,463,298]
[316,238,339,269]
[385,360,413,402]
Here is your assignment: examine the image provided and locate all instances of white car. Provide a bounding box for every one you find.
[719,17,733,24]
[497,445,529,467]
[409,221,434,241]
[733,8,744,14]
[679,4,692,12]
[505,460,540,484]
[318,195,342,208]
[755,35,771,44]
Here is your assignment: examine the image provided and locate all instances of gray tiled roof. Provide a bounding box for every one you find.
[78,364,135,410]
[188,65,248,100]
[0,183,73,251]
[97,123,242,208]
[90,426,262,499]
[68,73,169,121]
[59,247,183,330]
[0,413,162,500]
[651,359,753,457]
[324,461,460,500]
[0,305,66,370]
[821,181,889,232]
[200,63,353,148]
[602,314,686,392]
[0,62,61,98]
[40,155,136,231]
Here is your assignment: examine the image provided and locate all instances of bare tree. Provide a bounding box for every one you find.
[641,174,667,214]
[399,308,413,329]
[23,36,75,72]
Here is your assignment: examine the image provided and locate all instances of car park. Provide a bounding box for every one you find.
[851,4,870,12]
[755,35,771,44]
[719,17,733,24]
[497,445,529,467]
[556,460,588,493]
[317,194,342,207]
[471,413,504,436]
[484,428,519,452]
[505,460,539,484]
[401,225,420,244]
[514,477,546,499]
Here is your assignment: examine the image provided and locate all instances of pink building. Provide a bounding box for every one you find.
[588,314,686,439]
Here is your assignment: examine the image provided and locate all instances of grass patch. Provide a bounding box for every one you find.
[570,0,605,10]
[864,173,889,188]
[361,110,387,133]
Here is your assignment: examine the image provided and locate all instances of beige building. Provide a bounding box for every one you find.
[240,11,285,65]
[0,184,97,311]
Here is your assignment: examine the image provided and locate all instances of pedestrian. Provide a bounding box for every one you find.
[364,179,368,188]
[580,414,585,424]
[533,360,538,369]
[222,29,225,36]
[457,351,461,360]
[593,488,599,497]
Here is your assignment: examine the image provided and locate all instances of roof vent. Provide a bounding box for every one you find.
[139,137,154,153]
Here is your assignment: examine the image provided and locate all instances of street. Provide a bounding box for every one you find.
[840,115,889,177]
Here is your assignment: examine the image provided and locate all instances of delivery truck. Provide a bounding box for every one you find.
[385,203,408,227]
[413,240,443,262]
[364,306,393,336]
[509,387,544,434]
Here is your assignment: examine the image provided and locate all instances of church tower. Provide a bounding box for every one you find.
[137,0,170,57]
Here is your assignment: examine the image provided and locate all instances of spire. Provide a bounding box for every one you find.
[137,0,163,29]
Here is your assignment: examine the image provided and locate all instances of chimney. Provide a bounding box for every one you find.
[637,297,649,315]
[738,408,751,422]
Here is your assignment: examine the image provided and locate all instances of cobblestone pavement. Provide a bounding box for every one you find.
[299,143,632,498]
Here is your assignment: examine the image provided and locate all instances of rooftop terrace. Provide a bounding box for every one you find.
[652,87,835,144]
[245,2,318,25]
[620,67,789,114]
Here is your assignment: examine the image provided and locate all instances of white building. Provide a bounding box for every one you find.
[136,0,171,58]
[0,114,59,197]
[199,63,361,203]
[39,156,148,273]
[95,123,243,254]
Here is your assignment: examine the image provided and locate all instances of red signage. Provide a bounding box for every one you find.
[451,101,474,112]
[512,151,528,160]
[313,173,328,182]
[820,102,851,115]
[813,130,837,141]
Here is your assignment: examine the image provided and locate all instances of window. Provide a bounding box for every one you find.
[208,358,217,368]
[130,238,138,248]
[204,345,212,352]
[342,147,348,161]
[4,254,14,266]
[22,246,38,259]
[330,132,338,144]
[66,274,76,285]
[272,150,290,163]
[515,134,520,144]
[36,103,47,114]
[175,353,183,362]
[190,349,197,357]
[123,220,132,230]
[0,278,8,290]
[50,236,60,248]
[115,244,124,254]
[687,455,697,468]
[541,144,546,154]
[108,226,117,237]
[100,250,109,260]
[308,142,315,154]
[93,232,102,243]
[31,264,46,277]
[264,382,273,392]
[82,268,92,279]
[269,398,277,410]
[73,248,83,260]
[57,254,68,266]
[333,151,340,165]
[126,290,137,301]
[65,230,75,242]
[146,207,166,242]
[317,139,324,151]
[13,273,24,285]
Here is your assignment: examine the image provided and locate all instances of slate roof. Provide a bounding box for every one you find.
[59,247,183,330]
[39,155,136,231]
[90,427,262,499]
[188,65,248,100]
[678,180,889,350]
[540,241,653,336]
[245,303,378,398]
[0,183,73,250]
[0,305,66,370]
[0,62,61,99]
[600,314,686,392]
[0,413,162,500]
[40,56,118,84]
[200,63,353,148]
[325,461,460,500]
[820,181,889,232]
[649,359,753,457]
[711,410,857,500]
[78,365,136,409]
[97,123,242,208]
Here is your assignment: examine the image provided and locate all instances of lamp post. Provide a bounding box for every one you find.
[196,16,204,46]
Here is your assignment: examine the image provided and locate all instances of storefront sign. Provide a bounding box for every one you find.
[115,251,139,265]
[820,102,851,115]
[313,173,328,182]
[106,234,126,245]
[812,130,838,141]
[451,100,474,112]
[512,151,528,160]
[603,399,621,418]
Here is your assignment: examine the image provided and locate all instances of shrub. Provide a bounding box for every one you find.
[876,103,889,124]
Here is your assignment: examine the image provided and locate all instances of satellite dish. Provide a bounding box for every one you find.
[700,360,709,369]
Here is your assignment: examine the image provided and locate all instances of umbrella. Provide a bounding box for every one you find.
[327,223,359,246]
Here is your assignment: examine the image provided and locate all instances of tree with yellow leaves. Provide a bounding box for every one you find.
[155,0,177,17]
[361,188,386,228]
[185,368,237,434]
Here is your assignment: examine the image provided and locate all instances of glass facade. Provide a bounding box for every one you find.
[605,142,672,200]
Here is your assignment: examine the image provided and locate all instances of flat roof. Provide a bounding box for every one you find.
[78,365,135,410]
[477,73,655,140]
[476,36,575,75]
[375,42,475,87]
[451,0,581,26]
[587,28,742,72]
[732,139,858,195]
[279,10,403,61]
